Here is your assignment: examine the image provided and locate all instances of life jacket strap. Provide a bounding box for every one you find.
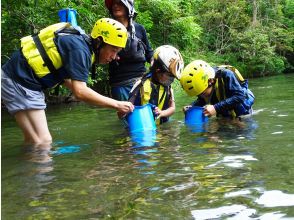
[158,86,166,105]
[128,73,150,104]
[32,34,58,75]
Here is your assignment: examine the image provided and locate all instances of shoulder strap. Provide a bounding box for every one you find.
[215,69,226,101]
[32,34,58,74]
[128,73,151,104]
[218,65,245,83]
[158,86,167,105]
[217,78,226,100]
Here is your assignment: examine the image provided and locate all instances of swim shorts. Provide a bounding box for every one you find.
[1,70,46,115]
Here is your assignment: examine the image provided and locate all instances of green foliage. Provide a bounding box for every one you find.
[169,16,202,49]
[196,0,250,53]
[233,25,285,76]
[1,0,293,97]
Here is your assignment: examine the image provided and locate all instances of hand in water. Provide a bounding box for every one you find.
[203,105,216,117]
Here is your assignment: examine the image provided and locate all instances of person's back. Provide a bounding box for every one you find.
[207,67,254,117]
[2,31,91,91]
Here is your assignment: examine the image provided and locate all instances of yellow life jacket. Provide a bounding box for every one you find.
[141,78,167,110]
[215,65,248,118]
[218,65,245,83]
[21,22,95,78]
[215,78,237,118]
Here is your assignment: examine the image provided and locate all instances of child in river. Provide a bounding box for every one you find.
[128,45,184,124]
[180,60,255,119]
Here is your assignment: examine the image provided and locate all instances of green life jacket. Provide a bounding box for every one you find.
[20,22,94,78]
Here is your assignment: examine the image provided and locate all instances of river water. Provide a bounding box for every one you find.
[2,74,294,219]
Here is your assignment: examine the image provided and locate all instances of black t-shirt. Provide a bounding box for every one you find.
[2,34,92,91]
[108,22,153,85]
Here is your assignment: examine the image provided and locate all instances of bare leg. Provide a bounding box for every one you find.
[15,109,52,144]
[22,142,53,165]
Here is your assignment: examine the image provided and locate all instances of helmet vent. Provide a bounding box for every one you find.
[118,34,123,38]
[189,73,193,76]
[194,67,197,70]
[117,28,121,30]
[187,80,192,83]
[188,87,193,90]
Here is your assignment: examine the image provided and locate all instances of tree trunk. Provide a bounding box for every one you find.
[252,0,258,26]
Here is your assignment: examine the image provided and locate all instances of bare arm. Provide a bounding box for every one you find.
[155,88,175,118]
[64,79,134,114]
[63,79,73,90]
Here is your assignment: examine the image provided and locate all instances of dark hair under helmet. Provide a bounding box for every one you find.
[105,0,137,19]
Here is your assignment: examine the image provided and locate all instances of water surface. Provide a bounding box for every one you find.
[2,74,294,219]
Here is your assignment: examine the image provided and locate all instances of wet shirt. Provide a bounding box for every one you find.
[192,68,248,117]
[108,22,153,85]
[2,34,92,91]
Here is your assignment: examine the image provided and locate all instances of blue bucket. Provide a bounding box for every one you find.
[126,104,156,133]
[58,8,78,26]
[185,106,208,125]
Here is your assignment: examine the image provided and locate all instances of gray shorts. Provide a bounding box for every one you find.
[1,70,46,115]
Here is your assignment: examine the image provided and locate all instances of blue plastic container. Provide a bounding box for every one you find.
[126,104,156,133]
[185,106,208,125]
[58,8,78,26]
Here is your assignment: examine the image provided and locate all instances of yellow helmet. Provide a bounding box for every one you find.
[91,18,128,48]
[180,60,215,96]
[192,60,215,78]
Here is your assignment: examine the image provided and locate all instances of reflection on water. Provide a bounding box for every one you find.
[16,143,55,212]
[256,190,294,207]
[191,204,256,220]
[2,75,294,219]
[191,189,294,219]
[186,122,209,134]
[129,130,159,174]
[130,130,157,148]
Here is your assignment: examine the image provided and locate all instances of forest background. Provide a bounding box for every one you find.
[1,0,293,97]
